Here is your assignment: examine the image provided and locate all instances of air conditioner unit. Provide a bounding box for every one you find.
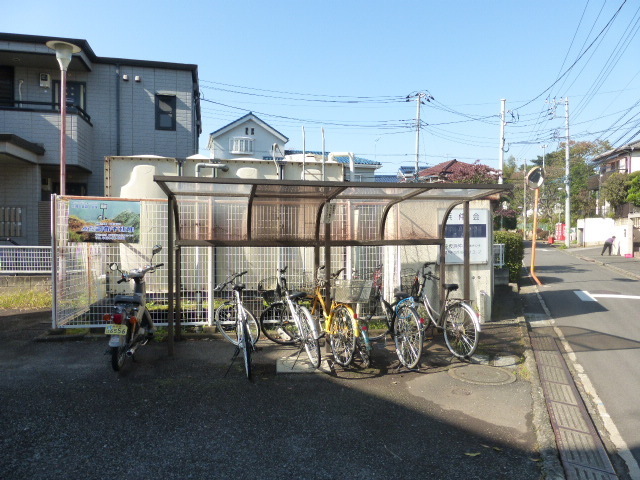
[39,73,51,88]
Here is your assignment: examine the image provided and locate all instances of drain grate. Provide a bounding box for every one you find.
[530,331,619,480]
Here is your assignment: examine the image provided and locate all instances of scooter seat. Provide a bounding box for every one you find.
[114,294,143,305]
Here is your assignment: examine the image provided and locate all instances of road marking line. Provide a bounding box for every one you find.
[591,293,640,300]
[575,290,597,302]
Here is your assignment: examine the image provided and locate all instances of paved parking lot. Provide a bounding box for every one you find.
[0,310,543,480]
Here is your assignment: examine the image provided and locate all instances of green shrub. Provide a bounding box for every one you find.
[494,231,524,283]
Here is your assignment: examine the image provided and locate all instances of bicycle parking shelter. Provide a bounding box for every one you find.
[154,176,512,355]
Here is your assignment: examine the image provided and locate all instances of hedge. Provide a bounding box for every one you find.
[494,231,524,283]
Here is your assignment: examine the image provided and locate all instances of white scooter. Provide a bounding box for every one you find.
[104,245,163,371]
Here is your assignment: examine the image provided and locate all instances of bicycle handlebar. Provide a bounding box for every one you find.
[117,263,164,282]
[215,270,248,291]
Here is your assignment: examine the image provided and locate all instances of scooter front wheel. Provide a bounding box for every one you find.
[111,345,127,371]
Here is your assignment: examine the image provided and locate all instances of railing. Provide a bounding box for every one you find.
[0,100,91,124]
[493,243,505,268]
[0,246,52,274]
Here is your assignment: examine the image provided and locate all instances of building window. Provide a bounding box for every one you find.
[231,137,254,154]
[155,95,176,131]
[53,81,86,111]
[0,66,14,107]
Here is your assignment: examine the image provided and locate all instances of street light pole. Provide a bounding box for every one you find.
[46,40,81,196]
[564,98,571,247]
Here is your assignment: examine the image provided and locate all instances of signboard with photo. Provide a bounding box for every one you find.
[68,199,141,243]
[443,208,489,264]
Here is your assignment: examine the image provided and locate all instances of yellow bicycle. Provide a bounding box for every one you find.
[310,266,368,367]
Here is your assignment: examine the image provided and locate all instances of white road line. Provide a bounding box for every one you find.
[575,290,598,302]
[591,293,640,300]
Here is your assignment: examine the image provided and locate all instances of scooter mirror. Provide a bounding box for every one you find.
[152,245,162,255]
[109,263,119,271]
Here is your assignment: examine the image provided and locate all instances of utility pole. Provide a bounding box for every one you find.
[564,97,571,247]
[499,99,506,184]
[407,92,433,179]
[523,157,527,236]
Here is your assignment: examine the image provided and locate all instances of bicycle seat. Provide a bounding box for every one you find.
[289,291,307,301]
[394,291,412,301]
[232,283,246,292]
[444,283,459,292]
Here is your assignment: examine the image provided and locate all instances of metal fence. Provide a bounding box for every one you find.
[0,246,52,274]
[493,243,505,268]
[52,196,389,328]
[52,195,500,329]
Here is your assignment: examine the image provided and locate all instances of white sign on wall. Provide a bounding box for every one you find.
[442,208,489,264]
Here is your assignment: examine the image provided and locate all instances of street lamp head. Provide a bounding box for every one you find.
[46,41,81,71]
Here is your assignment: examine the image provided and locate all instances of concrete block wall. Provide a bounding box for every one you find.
[0,275,51,296]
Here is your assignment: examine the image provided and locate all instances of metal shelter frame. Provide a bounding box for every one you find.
[154,176,512,355]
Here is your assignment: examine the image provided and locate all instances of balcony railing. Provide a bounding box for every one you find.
[0,100,92,125]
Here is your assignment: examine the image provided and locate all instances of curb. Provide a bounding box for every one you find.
[517,281,566,480]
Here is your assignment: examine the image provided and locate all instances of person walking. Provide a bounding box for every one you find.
[601,236,616,256]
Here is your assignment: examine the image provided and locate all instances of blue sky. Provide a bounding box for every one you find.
[3,0,639,175]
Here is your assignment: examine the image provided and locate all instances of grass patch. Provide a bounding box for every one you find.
[0,290,52,310]
[515,359,531,380]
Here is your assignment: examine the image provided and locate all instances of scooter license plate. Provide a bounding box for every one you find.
[105,324,128,336]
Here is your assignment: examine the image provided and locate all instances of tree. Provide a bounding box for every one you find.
[601,172,629,216]
[446,160,500,184]
[626,172,640,207]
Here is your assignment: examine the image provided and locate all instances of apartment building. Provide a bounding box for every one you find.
[0,33,201,245]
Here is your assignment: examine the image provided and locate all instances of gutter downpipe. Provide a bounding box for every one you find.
[321,128,326,181]
[196,162,228,326]
[116,64,121,155]
[302,126,306,180]
[327,152,355,182]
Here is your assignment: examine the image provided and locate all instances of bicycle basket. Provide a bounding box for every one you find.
[400,271,420,297]
[258,277,280,303]
[331,279,373,304]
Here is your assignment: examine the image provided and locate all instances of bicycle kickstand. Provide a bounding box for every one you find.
[289,342,307,370]
[224,346,241,377]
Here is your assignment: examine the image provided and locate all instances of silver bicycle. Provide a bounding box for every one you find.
[411,262,480,359]
[214,271,258,380]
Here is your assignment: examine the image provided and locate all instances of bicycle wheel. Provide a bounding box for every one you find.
[240,320,252,380]
[260,302,298,345]
[216,301,259,346]
[355,338,371,368]
[443,302,479,359]
[329,306,356,367]
[393,305,423,369]
[294,304,321,369]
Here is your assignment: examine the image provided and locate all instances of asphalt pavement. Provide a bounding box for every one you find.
[12,244,640,480]
[521,242,640,480]
[0,286,555,480]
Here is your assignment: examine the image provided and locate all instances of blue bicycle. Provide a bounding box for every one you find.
[359,265,423,369]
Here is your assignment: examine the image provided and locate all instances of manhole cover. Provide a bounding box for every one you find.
[448,364,516,385]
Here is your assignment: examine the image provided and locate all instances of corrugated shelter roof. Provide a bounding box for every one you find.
[154,176,511,248]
